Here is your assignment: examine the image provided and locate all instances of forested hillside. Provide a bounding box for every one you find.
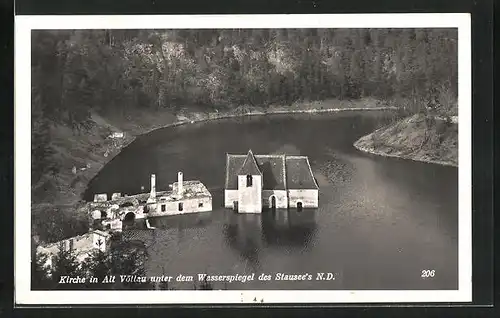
[31,28,458,243]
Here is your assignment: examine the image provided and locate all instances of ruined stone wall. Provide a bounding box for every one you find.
[288,189,319,208]
[89,197,141,209]
[149,196,212,217]
[237,174,262,213]
[262,190,288,209]
[118,206,146,220]
[101,219,123,231]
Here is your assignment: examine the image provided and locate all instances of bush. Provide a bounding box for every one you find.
[32,205,89,244]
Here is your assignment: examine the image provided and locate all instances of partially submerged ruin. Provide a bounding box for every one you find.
[89,171,213,231]
[146,172,213,217]
[224,150,319,213]
[35,171,213,270]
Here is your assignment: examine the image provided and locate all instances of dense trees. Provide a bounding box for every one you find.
[32,244,85,290]
[31,251,52,289]
[31,28,457,121]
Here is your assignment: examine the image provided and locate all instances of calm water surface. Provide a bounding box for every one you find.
[84,111,458,290]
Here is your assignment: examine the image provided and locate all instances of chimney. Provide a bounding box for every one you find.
[178,172,183,196]
[150,174,156,199]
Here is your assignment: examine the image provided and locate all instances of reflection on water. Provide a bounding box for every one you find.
[223,213,263,272]
[221,209,318,272]
[148,213,213,230]
[260,209,317,248]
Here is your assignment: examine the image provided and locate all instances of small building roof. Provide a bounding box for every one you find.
[36,231,107,261]
[93,229,111,237]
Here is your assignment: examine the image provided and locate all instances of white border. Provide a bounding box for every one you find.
[15,13,472,305]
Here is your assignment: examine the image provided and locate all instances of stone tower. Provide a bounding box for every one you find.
[177,171,183,196]
[237,150,262,213]
[147,174,156,203]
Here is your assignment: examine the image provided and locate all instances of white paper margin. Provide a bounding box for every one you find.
[14,13,472,305]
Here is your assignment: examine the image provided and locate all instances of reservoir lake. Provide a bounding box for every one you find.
[84,111,458,290]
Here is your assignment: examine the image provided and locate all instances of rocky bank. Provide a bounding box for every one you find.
[353,113,458,167]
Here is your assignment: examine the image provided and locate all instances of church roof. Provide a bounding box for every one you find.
[237,150,262,176]
[225,151,318,190]
[285,156,319,189]
[225,154,247,189]
[258,155,286,190]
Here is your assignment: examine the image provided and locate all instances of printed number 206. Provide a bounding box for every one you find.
[421,270,435,278]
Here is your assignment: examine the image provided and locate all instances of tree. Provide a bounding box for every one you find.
[31,101,55,182]
[108,239,153,290]
[50,244,85,290]
[31,28,458,126]
[81,249,113,289]
[32,252,52,290]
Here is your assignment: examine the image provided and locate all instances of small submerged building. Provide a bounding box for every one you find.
[224,150,319,213]
[36,230,111,271]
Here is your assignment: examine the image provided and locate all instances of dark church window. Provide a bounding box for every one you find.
[198,202,203,207]
[178,202,184,211]
[246,175,253,187]
[161,204,166,212]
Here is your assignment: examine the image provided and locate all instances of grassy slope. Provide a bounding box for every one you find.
[31,98,391,243]
[353,113,458,167]
[32,109,179,243]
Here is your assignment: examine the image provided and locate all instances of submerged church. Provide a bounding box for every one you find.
[224,150,319,213]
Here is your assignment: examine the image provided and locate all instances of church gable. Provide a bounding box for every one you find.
[225,152,287,191]
[237,150,262,176]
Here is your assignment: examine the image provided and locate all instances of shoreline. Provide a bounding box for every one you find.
[88,105,398,192]
[353,142,458,167]
[140,106,398,135]
[352,113,458,168]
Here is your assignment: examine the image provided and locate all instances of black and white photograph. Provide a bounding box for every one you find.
[15,14,472,304]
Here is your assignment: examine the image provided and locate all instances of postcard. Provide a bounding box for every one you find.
[15,13,471,304]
